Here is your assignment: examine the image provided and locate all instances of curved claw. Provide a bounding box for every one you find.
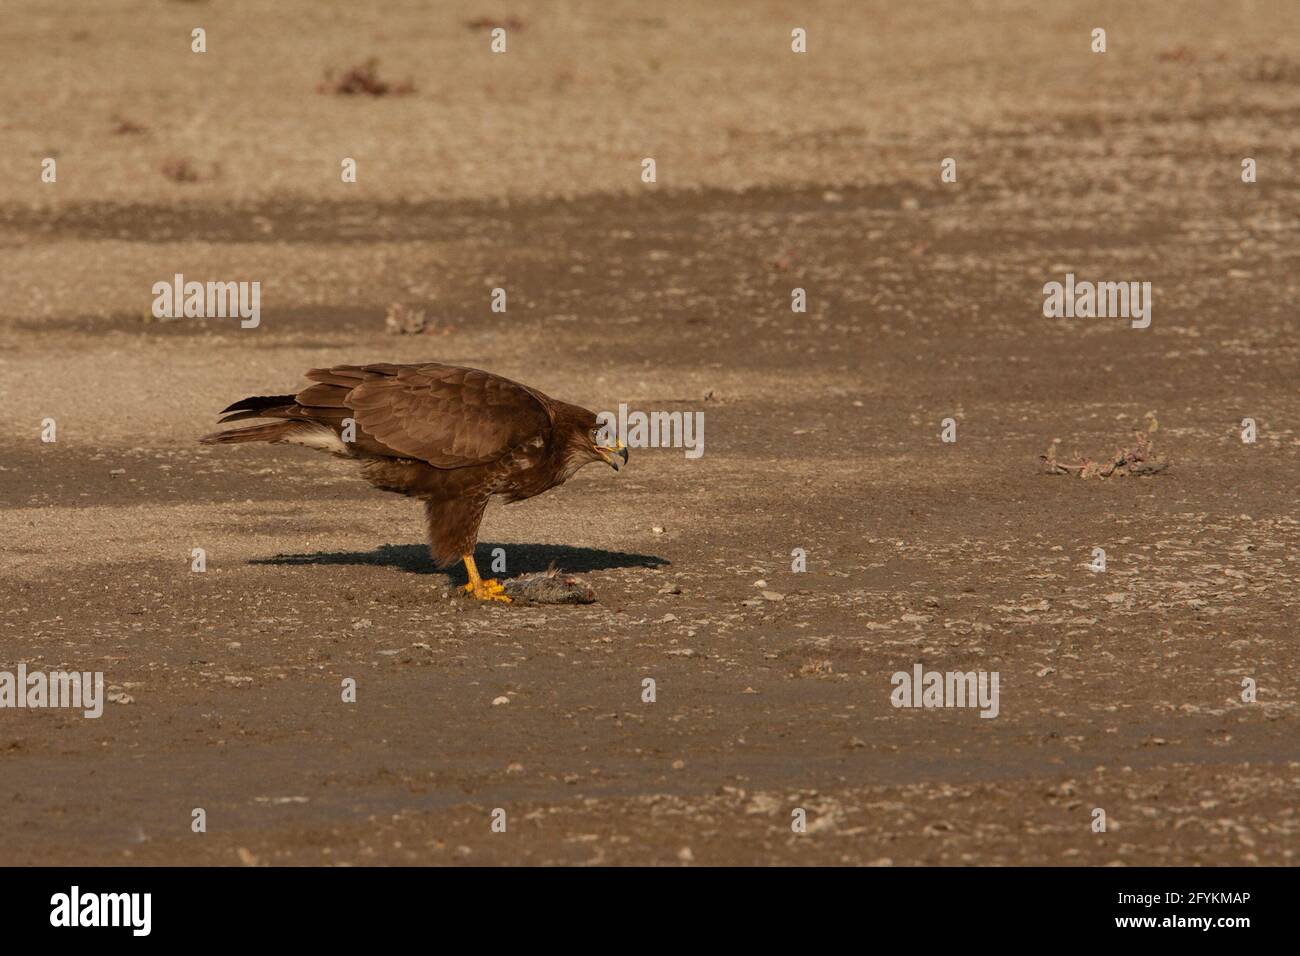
[464,578,512,603]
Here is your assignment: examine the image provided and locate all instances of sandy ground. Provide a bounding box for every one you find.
[1,1,1298,865]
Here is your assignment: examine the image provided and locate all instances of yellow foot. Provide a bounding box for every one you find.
[464,578,512,603]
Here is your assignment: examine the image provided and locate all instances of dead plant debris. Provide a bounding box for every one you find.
[384,302,432,335]
[160,157,201,183]
[317,58,414,97]
[1040,415,1170,479]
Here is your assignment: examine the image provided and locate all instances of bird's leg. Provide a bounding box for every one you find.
[462,554,511,603]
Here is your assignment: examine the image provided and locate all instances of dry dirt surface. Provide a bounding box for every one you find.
[1,1,1298,866]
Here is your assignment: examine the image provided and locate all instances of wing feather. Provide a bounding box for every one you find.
[311,362,554,467]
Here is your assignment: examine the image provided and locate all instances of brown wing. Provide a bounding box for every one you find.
[300,362,554,467]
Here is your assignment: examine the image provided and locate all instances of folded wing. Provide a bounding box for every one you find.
[216,362,554,467]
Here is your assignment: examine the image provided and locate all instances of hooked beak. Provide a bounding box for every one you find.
[597,440,628,472]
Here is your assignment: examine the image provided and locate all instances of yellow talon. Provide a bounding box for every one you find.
[461,555,512,603]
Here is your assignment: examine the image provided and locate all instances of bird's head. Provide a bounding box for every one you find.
[559,404,628,474]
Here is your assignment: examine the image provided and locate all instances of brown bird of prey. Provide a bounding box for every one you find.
[200,362,627,602]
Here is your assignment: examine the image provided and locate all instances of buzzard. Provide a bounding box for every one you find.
[200,362,627,602]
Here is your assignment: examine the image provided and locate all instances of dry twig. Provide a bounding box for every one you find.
[1040,414,1169,478]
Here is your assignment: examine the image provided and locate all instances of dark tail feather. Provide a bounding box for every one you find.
[219,406,294,424]
[219,394,296,415]
[199,421,298,445]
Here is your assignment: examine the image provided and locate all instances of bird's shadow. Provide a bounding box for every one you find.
[251,541,669,582]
